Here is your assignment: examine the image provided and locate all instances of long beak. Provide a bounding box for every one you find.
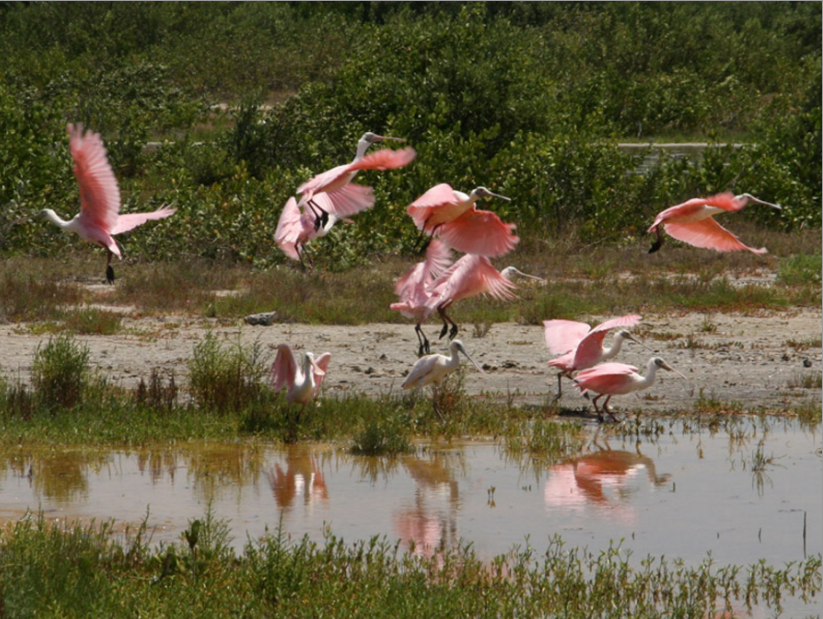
[737,193,781,210]
[374,135,405,143]
[456,343,485,374]
[625,333,654,354]
[659,360,688,380]
[488,191,511,202]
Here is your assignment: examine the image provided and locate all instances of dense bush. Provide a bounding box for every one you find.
[0,2,818,267]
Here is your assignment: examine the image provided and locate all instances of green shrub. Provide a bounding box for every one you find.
[31,333,92,411]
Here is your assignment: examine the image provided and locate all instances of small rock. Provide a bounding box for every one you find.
[803,359,813,368]
[243,311,277,326]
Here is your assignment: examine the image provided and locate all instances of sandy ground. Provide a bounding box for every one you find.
[1,303,820,415]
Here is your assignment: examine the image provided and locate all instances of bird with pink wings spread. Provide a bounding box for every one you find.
[270,344,332,424]
[648,192,781,254]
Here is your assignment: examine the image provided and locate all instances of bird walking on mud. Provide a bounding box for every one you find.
[647,192,781,255]
[270,344,332,423]
[573,356,686,422]
[40,123,175,284]
[407,184,518,257]
[543,315,643,399]
[297,132,416,231]
[402,339,484,420]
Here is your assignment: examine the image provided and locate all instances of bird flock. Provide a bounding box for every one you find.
[42,125,782,423]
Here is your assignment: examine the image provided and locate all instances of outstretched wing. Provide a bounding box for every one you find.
[543,320,591,356]
[270,344,299,391]
[275,197,305,260]
[312,352,332,389]
[111,207,175,235]
[428,254,516,308]
[572,314,642,370]
[664,219,767,254]
[348,146,416,173]
[436,209,519,257]
[68,123,121,233]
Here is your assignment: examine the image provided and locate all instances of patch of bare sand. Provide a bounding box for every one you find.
[0,307,820,415]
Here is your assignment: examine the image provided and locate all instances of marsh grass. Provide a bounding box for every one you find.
[0,511,818,619]
[63,307,123,335]
[31,333,92,411]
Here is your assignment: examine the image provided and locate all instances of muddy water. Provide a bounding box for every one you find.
[1,418,820,578]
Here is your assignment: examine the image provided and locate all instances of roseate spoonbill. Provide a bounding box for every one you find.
[270,344,331,422]
[275,193,345,271]
[425,254,517,341]
[40,123,175,284]
[543,315,643,399]
[390,239,454,355]
[499,266,545,283]
[647,192,781,254]
[402,339,484,420]
[573,357,686,422]
[407,184,519,257]
[297,132,416,230]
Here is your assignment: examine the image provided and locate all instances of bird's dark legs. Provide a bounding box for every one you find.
[106,250,115,285]
[648,228,664,254]
[553,372,564,400]
[601,396,619,422]
[297,244,315,274]
[437,306,458,340]
[592,394,605,422]
[415,323,430,356]
[432,386,444,421]
[306,199,329,231]
[412,228,431,255]
[592,395,618,422]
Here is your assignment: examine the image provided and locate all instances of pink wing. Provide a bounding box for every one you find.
[648,192,738,232]
[574,362,639,394]
[406,184,466,230]
[348,146,416,172]
[428,254,516,308]
[548,350,575,372]
[270,344,298,390]
[312,352,332,388]
[275,197,305,260]
[111,207,175,235]
[393,240,453,300]
[543,320,591,356]
[68,123,121,233]
[319,183,375,218]
[435,210,519,257]
[572,314,642,370]
[663,219,767,254]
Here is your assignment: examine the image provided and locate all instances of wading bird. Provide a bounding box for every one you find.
[390,239,454,355]
[402,339,484,420]
[425,254,517,341]
[275,194,345,271]
[270,344,332,422]
[407,184,518,257]
[543,315,643,399]
[647,192,781,254]
[573,357,685,422]
[40,123,175,284]
[297,132,415,230]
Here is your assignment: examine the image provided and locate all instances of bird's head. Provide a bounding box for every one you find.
[360,132,405,145]
[500,266,545,283]
[735,193,782,210]
[652,357,688,380]
[618,330,653,353]
[452,339,485,374]
[471,187,510,202]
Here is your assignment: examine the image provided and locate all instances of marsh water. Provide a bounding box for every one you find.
[2,416,821,612]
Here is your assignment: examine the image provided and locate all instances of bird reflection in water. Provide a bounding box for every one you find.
[544,433,670,524]
[266,446,328,511]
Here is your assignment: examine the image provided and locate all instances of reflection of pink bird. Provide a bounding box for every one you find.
[390,239,454,355]
[574,357,685,421]
[274,193,343,271]
[270,344,332,421]
[407,184,518,257]
[425,254,517,340]
[543,315,643,399]
[40,124,175,284]
[647,192,781,254]
[297,132,415,230]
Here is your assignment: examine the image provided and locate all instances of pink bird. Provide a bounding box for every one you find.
[390,239,454,355]
[574,357,685,422]
[270,344,332,423]
[274,193,344,271]
[647,192,781,254]
[40,123,175,284]
[407,184,519,257]
[543,315,643,399]
[297,132,416,230]
[425,254,517,341]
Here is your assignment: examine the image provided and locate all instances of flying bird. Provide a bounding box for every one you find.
[544,315,643,399]
[647,192,781,254]
[402,339,484,420]
[425,253,517,341]
[407,184,519,257]
[270,344,332,422]
[573,357,685,422]
[390,239,454,356]
[40,123,175,284]
[297,132,416,230]
[275,193,345,271]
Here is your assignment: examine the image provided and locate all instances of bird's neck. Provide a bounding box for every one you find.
[602,335,625,360]
[42,209,72,229]
[637,359,661,390]
[354,139,373,162]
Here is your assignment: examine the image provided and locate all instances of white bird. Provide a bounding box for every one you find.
[402,339,484,420]
[270,344,332,422]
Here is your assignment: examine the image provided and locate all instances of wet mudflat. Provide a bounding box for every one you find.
[1,416,820,614]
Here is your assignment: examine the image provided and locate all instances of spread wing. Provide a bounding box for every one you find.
[436,210,519,257]
[543,320,591,356]
[664,219,767,254]
[68,123,121,232]
[270,344,298,391]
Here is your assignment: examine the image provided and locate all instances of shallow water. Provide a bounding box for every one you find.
[1,416,820,612]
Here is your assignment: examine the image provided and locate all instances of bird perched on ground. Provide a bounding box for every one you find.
[402,339,484,420]
[390,239,455,356]
[647,192,781,254]
[573,356,685,422]
[270,344,332,422]
[407,184,518,257]
[297,132,416,231]
[40,123,175,284]
[425,253,517,341]
[543,315,644,399]
[275,193,346,271]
